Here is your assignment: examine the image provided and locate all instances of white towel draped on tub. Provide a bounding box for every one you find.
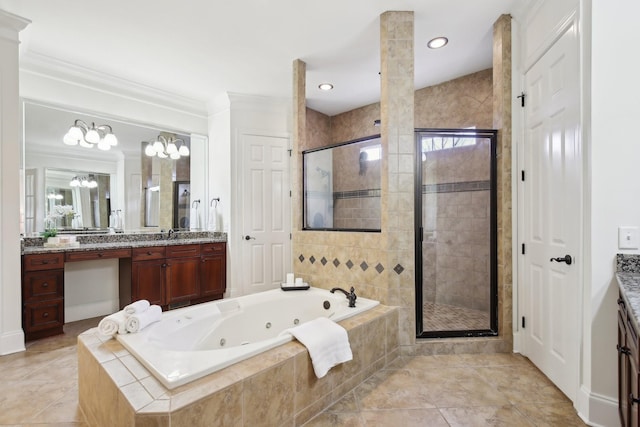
[123,299,150,315]
[125,304,162,333]
[282,317,352,378]
[98,311,128,336]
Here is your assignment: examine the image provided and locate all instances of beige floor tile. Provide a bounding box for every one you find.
[414,366,511,408]
[354,369,438,410]
[440,405,534,426]
[474,365,569,405]
[0,380,74,424]
[304,412,366,427]
[326,391,360,413]
[516,401,588,426]
[30,388,85,424]
[360,408,450,426]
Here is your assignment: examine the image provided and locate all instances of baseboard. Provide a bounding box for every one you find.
[576,385,618,427]
[0,328,25,355]
[66,299,119,323]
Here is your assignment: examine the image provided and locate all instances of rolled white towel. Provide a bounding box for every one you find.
[125,305,162,333]
[98,311,127,337]
[123,299,150,316]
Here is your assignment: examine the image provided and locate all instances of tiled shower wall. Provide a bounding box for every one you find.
[293,14,512,353]
[422,142,492,313]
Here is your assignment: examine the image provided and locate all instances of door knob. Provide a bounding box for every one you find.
[244,235,256,241]
[550,254,572,265]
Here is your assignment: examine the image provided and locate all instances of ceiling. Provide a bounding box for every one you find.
[1,0,518,119]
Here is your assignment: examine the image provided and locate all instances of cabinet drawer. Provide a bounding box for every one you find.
[201,242,225,255]
[23,270,64,302]
[166,244,200,258]
[24,299,64,332]
[132,246,166,261]
[65,248,132,262]
[23,253,65,272]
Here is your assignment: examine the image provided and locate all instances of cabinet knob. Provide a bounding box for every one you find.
[147,251,152,255]
[42,260,49,264]
[162,263,167,268]
[631,393,640,405]
[98,253,104,257]
[42,282,49,288]
[42,312,49,318]
[617,344,631,355]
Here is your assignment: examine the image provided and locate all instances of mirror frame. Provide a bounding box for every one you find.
[302,134,382,232]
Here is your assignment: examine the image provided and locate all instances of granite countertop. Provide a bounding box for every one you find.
[21,231,227,255]
[615,254,640,333]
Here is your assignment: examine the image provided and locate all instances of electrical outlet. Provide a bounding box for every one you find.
[619,226,639,249]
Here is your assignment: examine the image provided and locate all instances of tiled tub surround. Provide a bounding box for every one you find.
[78,304,399,426]
[116,287,381,389]
[22,231,227,253]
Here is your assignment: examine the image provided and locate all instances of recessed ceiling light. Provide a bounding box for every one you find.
[318,83,334,91]
[427,37,448,49]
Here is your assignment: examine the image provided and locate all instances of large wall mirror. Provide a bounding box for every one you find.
[23,100,194,235]
[303,135,381,231]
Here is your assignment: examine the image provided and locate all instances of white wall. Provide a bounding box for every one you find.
[588,0,640,425]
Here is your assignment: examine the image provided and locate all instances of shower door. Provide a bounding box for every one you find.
[415,129,497,338]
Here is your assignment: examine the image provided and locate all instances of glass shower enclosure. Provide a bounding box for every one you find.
[415,129,498,338]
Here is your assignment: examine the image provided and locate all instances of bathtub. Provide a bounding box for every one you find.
[116,286,379,389]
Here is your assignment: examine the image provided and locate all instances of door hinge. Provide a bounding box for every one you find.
[517,92,526,107]
[289,190,292,197]
[521,243,525,255]
[287,149,292,157]
[419,227,424,242]
[522,316,526,328]
[289,233,292,240]
[521,170,525,181]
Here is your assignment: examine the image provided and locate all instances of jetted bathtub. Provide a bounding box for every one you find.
[116,286,379,389]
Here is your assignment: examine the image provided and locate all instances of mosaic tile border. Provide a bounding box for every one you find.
[304,189,381,200]
[423,180,490,194]
[298,253,405,275]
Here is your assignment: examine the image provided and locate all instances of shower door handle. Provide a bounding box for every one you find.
[550,254,572,265]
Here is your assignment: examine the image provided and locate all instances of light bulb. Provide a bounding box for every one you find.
[97,139,111,151]
[81,177,89,187]
[63,132,79,146]
[166,142,178,154]
[68,126,83,141]
[178,145,190,156]
[157,151,168,158]
[152,141,164,153]
[144,144,156,157]
[85,128,100,144]
[170,152,181,160]
[89,180,98,188]
[103,133,118,146]
[70,176,80,187]
[79,139,93,148]
[55,194,63,200]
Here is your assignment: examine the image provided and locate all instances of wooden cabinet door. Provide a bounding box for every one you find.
[166,257,200,304]
[621,311,630,427]
[132,259,166,306]
[200,254,226,297]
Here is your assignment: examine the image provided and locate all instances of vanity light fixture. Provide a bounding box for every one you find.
[318,83,334,91]
[427,36,448,49]
[69,175,97,188]
[63,119,118,151]
[144,135,190,160]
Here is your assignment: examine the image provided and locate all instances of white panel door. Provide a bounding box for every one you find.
[521,21,581,401]
[241,133,291,294]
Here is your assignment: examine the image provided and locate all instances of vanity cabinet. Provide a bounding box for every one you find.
[130,243,226,309]
[165,244,201,305]
[131,246,167,307]
[199,243,226,299]
[22,253,65,340]
[22,241,227,340]
[618,293,640,427]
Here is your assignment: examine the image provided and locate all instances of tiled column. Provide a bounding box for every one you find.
[493,14,513,348]
[0,9,30,355]
[292,59,306,232]
[380,11,415,346]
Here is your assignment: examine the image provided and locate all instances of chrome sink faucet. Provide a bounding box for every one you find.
[330,286,357,308]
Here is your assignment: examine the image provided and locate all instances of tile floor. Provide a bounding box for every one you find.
[0,318,587,427]
[423,302,490,332]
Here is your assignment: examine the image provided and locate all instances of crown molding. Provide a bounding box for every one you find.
[0,9,30,43]
[20,50,208,119]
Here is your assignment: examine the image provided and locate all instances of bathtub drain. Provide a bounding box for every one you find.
[293,318,300,325]
[265,322,272,329]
